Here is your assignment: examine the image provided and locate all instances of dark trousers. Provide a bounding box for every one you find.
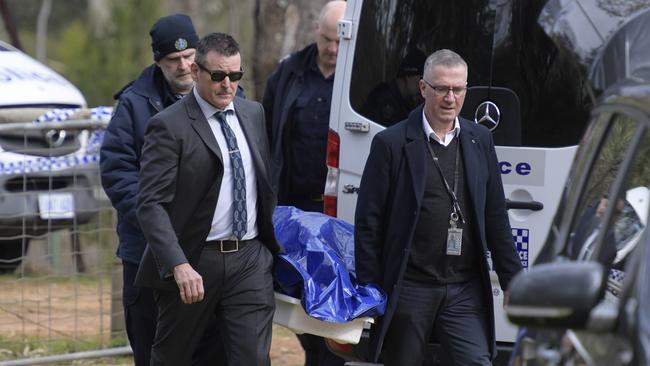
[123,261,227,366]
[123,261,157,366]
[383,277,491,366]
[149,240,275,365]
[298,334,346,366]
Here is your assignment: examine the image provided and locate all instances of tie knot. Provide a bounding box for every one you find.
[214,110,231,123]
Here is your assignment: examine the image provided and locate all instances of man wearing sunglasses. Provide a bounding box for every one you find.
[354,49,522,365]
[100,14,242,366]
[135,32,281,365]
[263,2,347,364]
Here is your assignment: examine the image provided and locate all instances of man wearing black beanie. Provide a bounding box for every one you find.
[150,13,199,63]
[100,14,231,366]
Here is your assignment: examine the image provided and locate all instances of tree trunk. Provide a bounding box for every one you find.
[36,0,52,62]
[252,0,329,100]
[87,0,111,36]
[0,0,23,50]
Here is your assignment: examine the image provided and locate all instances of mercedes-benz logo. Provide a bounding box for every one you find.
[474,101,501,131]
[44,129,67,148]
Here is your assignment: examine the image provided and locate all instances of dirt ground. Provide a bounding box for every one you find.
[271,325,306,366]
[0,275,305,365]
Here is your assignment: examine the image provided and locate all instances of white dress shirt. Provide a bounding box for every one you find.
[193,88,259,240]
[422,111,461,146]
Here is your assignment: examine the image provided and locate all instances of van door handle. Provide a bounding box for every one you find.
[506,199,543,211]
[344,121,369,132]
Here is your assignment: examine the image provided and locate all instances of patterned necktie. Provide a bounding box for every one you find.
[215,110,247,239]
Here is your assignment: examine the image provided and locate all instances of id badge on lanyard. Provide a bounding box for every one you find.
[446,211,463,256]
[426,135,465,256]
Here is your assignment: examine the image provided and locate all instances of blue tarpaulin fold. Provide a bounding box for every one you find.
[273,206,386,323]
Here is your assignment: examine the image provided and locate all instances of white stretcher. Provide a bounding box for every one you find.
[273,292,374,344]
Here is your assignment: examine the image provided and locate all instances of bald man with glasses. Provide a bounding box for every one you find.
[354,49,522,365]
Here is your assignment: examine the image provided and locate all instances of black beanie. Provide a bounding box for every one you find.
[150,14,199,61]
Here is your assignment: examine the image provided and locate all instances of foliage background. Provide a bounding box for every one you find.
[1,0,330,104]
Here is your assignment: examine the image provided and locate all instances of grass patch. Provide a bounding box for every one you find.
[0,334,129,361]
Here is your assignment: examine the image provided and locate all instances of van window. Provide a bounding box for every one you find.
[349,0,593,147]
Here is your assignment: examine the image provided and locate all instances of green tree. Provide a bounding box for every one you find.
[53,0,161,106]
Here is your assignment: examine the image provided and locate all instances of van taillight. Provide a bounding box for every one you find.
[324,128,340,217]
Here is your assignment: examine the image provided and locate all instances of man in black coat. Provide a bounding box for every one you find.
[355,49,523,365]
[263,1,346,212]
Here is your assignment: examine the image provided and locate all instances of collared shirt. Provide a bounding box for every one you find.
[422,111,461,146]
[193,88,259,241]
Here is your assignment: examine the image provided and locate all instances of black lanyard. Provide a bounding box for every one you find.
[425,135,466,225]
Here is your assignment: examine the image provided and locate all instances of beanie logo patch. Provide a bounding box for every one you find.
[174,38,188,51]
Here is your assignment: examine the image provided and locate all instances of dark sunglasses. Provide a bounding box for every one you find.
[196,62,244,82]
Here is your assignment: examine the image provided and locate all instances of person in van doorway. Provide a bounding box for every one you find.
[134,32,281,365]
[361,47,427,127]
[100,14,240,366]
[263,1,348,366]
[354,49,523,365]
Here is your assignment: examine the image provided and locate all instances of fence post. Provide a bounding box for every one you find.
[110,257,125,338]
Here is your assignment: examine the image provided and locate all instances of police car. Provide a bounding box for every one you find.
[0,40,107,272]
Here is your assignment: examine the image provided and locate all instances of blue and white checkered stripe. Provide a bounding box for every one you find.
[87,106,111,154]
[0,154,99,175]
[90,106,113,121]
[486,227,530,271]
[0,106,111,176]
[512,228,529,269]
[34,108,81,123]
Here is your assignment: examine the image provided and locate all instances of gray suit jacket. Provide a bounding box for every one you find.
[134,92,281,291]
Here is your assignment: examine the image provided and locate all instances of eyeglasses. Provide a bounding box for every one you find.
[196,62,244,82]
[422,79,467,97]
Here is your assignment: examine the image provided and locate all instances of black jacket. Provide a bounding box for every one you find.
[355,106,523,361]
[262,43,318,200]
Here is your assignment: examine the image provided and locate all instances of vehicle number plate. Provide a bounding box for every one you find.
[38,193,75,219]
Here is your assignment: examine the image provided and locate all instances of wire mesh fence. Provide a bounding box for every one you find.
[0,108,132,365]
[0,107,306,366]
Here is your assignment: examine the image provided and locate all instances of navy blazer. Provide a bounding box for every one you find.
[354,105,523,362]
[99,65,168,264]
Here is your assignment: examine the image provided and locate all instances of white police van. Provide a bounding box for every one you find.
[322,0,650,363]
[0,40,107,272]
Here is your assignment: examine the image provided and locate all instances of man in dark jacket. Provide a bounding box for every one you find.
[355,49,523,365]
[262,1,347,365]
[100,14,237,365]
[264,1,345,213]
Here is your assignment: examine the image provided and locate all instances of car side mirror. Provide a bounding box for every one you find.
[506,261,607,329]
